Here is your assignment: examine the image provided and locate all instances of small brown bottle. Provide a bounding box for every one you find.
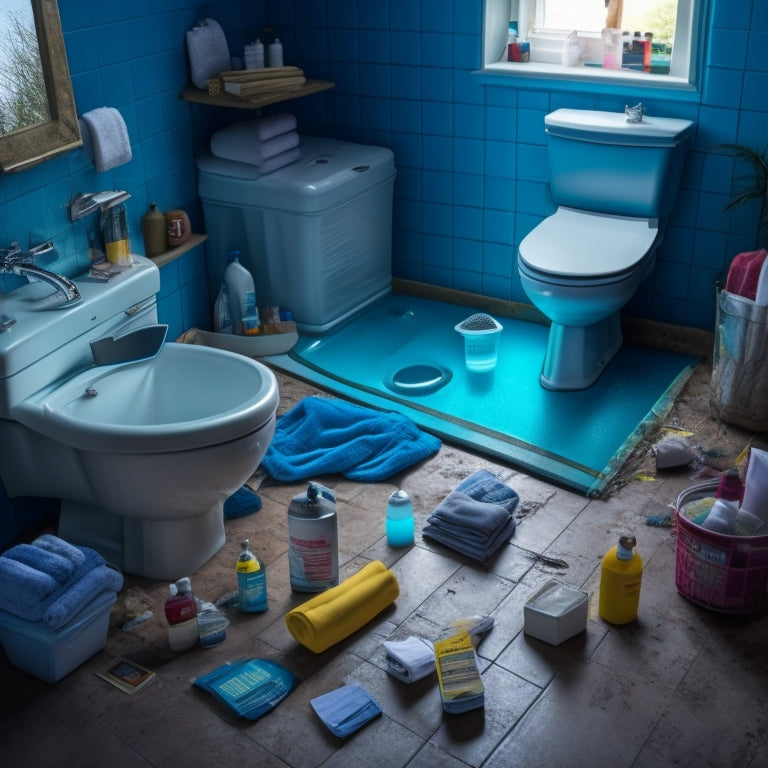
[141,202,166,257]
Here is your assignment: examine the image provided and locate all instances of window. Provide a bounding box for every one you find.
[482,0,704,93]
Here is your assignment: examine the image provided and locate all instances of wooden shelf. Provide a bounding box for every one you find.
[150,233,207,268]
[181,79,334,110]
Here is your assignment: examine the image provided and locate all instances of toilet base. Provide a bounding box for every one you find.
[540,313,622,391]
[58,500,226,581]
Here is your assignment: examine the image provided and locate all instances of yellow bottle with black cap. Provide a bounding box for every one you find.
[598,534,643,624]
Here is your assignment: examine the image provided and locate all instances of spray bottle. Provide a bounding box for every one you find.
[237,538,268,612]
[287,481,339,592]
[598,535,643,624]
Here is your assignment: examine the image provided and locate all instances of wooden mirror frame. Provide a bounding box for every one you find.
[0,0,81,173]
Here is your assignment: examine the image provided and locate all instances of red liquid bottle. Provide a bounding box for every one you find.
[165,577,198,651]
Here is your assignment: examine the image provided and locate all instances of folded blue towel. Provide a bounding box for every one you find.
[422,470,519,561]
[310,683,383,738]
[43,566,124,630]
[33,533,86,570]
[0,557,58,605]
[3,542,76,583]
[261,396,441,482]
[0,538,122,627]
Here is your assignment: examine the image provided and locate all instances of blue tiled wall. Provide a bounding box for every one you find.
[0,0,765,541]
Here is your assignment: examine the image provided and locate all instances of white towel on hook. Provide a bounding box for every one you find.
[186,18,230,89]
[80,107,132,172]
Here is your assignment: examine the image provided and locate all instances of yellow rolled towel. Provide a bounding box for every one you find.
[284,560,399,653]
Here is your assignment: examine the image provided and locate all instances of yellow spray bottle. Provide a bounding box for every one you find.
[598,534,643,624]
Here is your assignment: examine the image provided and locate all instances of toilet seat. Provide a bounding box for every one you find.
[519,207,659,279]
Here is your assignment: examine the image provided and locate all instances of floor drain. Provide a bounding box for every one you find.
[386,364,451,395]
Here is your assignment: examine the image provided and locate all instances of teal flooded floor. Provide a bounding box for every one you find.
[269,294,697,495]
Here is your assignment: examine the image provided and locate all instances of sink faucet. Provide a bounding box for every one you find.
[0,242,82,306]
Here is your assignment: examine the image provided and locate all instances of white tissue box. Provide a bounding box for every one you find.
[523,580,589,646]
[0,590,116,683]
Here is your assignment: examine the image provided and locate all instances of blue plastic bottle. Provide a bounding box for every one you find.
[237,539,267,612]
[386,490,415,546]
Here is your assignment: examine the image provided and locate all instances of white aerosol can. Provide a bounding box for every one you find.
[288,481,339,592]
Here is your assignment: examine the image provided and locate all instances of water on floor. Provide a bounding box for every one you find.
[270,294,697,495]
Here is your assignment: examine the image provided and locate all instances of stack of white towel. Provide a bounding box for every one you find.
[210,113,300,174]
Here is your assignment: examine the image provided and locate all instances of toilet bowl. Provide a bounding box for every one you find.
[517,108,693,390]
[0,256,279,580]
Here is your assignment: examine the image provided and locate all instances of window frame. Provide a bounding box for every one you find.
[479,0,708,101]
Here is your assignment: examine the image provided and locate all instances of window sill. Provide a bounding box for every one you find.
[475,62,699,102]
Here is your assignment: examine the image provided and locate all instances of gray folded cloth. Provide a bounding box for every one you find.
[422,469,519,561]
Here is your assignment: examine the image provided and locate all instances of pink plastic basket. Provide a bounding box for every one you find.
[675,481,768,613]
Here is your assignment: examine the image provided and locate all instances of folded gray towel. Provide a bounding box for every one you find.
[81,107,132,172]
[186,18,230,89]
[210,122,300,165]
[252,113,297,141]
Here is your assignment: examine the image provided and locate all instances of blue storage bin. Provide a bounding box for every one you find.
[0,590,117,683]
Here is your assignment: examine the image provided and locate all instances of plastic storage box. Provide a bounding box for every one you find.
[198,136,396,334]
[675,481,768,613]
[523,580,589,645]
[0,590,116,683]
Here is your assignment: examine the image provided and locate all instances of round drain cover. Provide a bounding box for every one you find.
[386,364,451,395]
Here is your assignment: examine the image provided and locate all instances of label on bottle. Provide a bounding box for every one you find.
[238,568,268,612]
[290,535,332,580]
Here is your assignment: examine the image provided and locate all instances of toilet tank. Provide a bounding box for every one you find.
[544,108,694,218]
[198,136,396,334]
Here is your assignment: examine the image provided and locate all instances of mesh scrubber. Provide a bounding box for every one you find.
[457,313,499,331]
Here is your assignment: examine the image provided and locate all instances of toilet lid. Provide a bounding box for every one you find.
[519,208,658,278]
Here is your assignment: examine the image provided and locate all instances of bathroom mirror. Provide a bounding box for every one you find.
[0,0,81,173]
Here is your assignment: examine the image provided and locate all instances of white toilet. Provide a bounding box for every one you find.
[0,256,279,580]
[518,108,693,390]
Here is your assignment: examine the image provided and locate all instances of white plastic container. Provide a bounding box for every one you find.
[267,38,283,67]
[523,580,588,645]
[224,250,256,335]
[198,136,396,334]
[0,590,116,683]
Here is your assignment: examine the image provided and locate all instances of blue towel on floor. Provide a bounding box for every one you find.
[0,536,124,628]
[261,396,441,482]
[422,469,519,561]
[223,486,262,519]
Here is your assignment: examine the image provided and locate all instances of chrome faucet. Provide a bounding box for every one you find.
[69,190,131,221]
[0,242,82,306]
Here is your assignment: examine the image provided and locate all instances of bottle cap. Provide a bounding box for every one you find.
[617,535,636,560]
[176,576,192,592]
[388,489,411,506]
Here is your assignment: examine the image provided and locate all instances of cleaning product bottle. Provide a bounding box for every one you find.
[598,535,643,624]
[223,250,255,334]
[268,38,284,68]
[141,201,166,258]
[237,538,268,612]
[241,290,260,335]
[386,489,415,546]
[165,577,199,651]
[702,467,743,534]
[213,283,234,334]
[287,481,339,592]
